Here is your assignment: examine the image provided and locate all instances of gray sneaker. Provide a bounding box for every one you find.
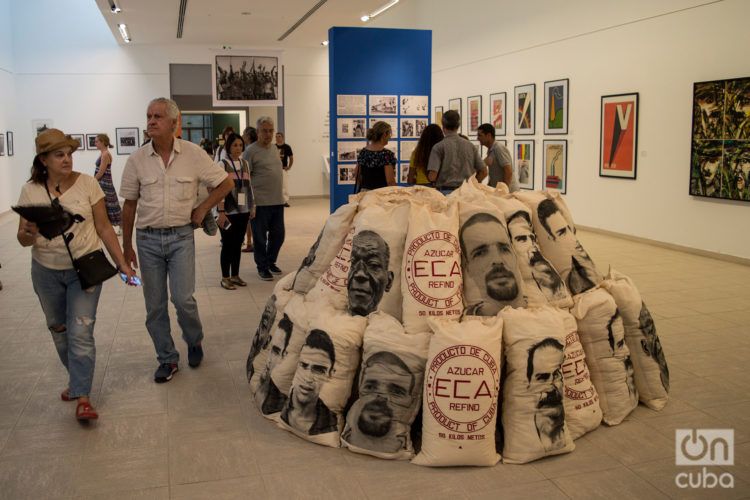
[154,363,178,383]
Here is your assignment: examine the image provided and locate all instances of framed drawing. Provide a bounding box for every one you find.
[543,140,567,193]
[369,95,398,115]
[400,95,429,116]
[514,84,535,135]
[336,94,366,115]
[212,52,282,107]
[86,134,102,150]
[337,141,367,162]
[70,134,85,151]
[368,118,398,138]
[400,140,417,162]
[467,95,482,136]
[0,134,4,156]
[490,92,506,136]
[5,131,12,156]
[514,139,535,189]
[448,98,462,133]
[337,118,367,139]
[400,118,427,138]
[337,164,357,185]
[399,163,409,184]
[544,78,569,134]
[599,92,638,179]
[116,127,139,155]
[434,106,444,127]
[690,76,750,201]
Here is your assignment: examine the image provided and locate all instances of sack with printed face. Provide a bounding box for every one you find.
[513,191,602,296]
[277,303,366,447]
[252,294,311,419]
[553,309,602,439]
[401,199,463,334]
[501,306,575,464]
[350,192,411,321]
[571,288,638,425]
[247,273,298,385]
[305,226,355,311]
[342,312,430,459]
[601,269,669,411]
[457,194,526,315]
[477,183,573,309]
[412,316,502,467]
[292,199,359,295]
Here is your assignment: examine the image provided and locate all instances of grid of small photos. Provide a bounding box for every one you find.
[336,94,429,186]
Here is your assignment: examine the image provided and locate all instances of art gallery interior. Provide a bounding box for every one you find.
[0,0,748,498]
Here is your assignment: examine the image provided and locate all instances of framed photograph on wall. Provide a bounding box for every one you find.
[544,78,569,134]
[0,134,4,156]
[116,128,140,155]
[467,95,482,136]
[514,139,535,189]
[336,94,366,115]
[543,139,567,193]
[32,119,54,138]
[400,140,417,162]
[5,131,12,156]
[514,84,536,135]
[86,134,102,150]
[337,118,367,139]
[400,118,427,138]
[337,164,357,185]
[690,76,750,201]
[448,98,462,133]
[337,141,367,162]
[399,163,409,184]
[599,92,638,179]
[400,95,429,116]
[70,134,85,151]
[434,106,443,127]
[369,95,398,115]
[212,52,283,107]
[489,92,506,136]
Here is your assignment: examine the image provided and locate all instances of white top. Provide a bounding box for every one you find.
[18,174,105,270]
[120,139,228,229]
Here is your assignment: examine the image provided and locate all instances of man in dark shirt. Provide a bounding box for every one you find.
[275,132,293,207]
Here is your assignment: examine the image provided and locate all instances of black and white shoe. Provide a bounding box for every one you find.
[154,363,178,383]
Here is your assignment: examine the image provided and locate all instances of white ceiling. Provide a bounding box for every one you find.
[95,0,403,48]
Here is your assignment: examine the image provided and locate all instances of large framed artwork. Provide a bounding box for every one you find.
[468,95,482,137]
[599,92,639,179]
[490,92,506,136]
[514,84,535,135]
[212,52,282,107]
[544,78,569,134]
[543,139,567,193]
[514,139,535,189]
[115,127,139,155]
[434,106,444,128]
[448,98,462,133]
[690,76,750,201]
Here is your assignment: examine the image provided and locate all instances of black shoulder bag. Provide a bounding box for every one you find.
[45,182,117,289]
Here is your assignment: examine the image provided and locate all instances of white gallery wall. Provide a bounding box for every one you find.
[3,0,330,216]
[375,0,750,260]
[0,0,16,211]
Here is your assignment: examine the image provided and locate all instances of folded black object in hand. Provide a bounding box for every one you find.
[12,204,81,240]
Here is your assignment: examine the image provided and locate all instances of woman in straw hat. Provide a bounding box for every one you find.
[16,129,136,421]
[94,133,123,234]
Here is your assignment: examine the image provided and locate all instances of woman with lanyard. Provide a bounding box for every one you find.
[217,133,255,290]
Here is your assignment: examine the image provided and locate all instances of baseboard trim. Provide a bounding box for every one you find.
[289,195,329,200]
[577,224,750,267]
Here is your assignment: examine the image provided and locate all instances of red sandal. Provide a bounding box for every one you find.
[76,400,98,421]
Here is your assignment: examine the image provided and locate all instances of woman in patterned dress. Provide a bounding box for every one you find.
[94,134,122,234]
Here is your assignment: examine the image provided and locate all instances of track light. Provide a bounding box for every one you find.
[117,23,131,43]
[360,0,399,22]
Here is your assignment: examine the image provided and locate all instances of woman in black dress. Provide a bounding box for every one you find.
[355,121,397,191]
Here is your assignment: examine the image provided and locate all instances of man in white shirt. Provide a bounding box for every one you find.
[120,97,233,383]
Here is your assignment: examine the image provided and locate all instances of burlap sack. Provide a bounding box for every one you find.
[412,316,502,467]
[401,198,463,334]
[500,306,575,464]
[601,269,669,411]
[277,303,366,447]
[553,309,602,439]
[571,288,638,425]
[456,188,526,315]
[342,312,430,459]
[247,273,298,384]
[292,200,359,295]
[252,294,311,419]
[513,191,602,296]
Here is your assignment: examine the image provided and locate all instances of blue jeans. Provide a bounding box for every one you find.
[251,205,285,272]
[136,224,203,364]
[31,259,101,398]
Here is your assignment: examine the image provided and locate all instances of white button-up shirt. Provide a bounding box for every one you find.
[120,139,228,229]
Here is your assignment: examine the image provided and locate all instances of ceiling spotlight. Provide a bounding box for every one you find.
[361,0,399,22]
[321,40,329,46]
[117,23,131,43]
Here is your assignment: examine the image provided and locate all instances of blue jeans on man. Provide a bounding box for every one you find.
[136,224,203,365]
[251,205,285,273]
[31,259,102,398]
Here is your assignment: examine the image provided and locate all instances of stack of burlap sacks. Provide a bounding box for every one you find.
[245,180,670,466]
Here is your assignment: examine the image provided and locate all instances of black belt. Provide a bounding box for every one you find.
[138,224,193,233]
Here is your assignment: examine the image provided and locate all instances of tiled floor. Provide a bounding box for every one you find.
[0,197,748,500]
